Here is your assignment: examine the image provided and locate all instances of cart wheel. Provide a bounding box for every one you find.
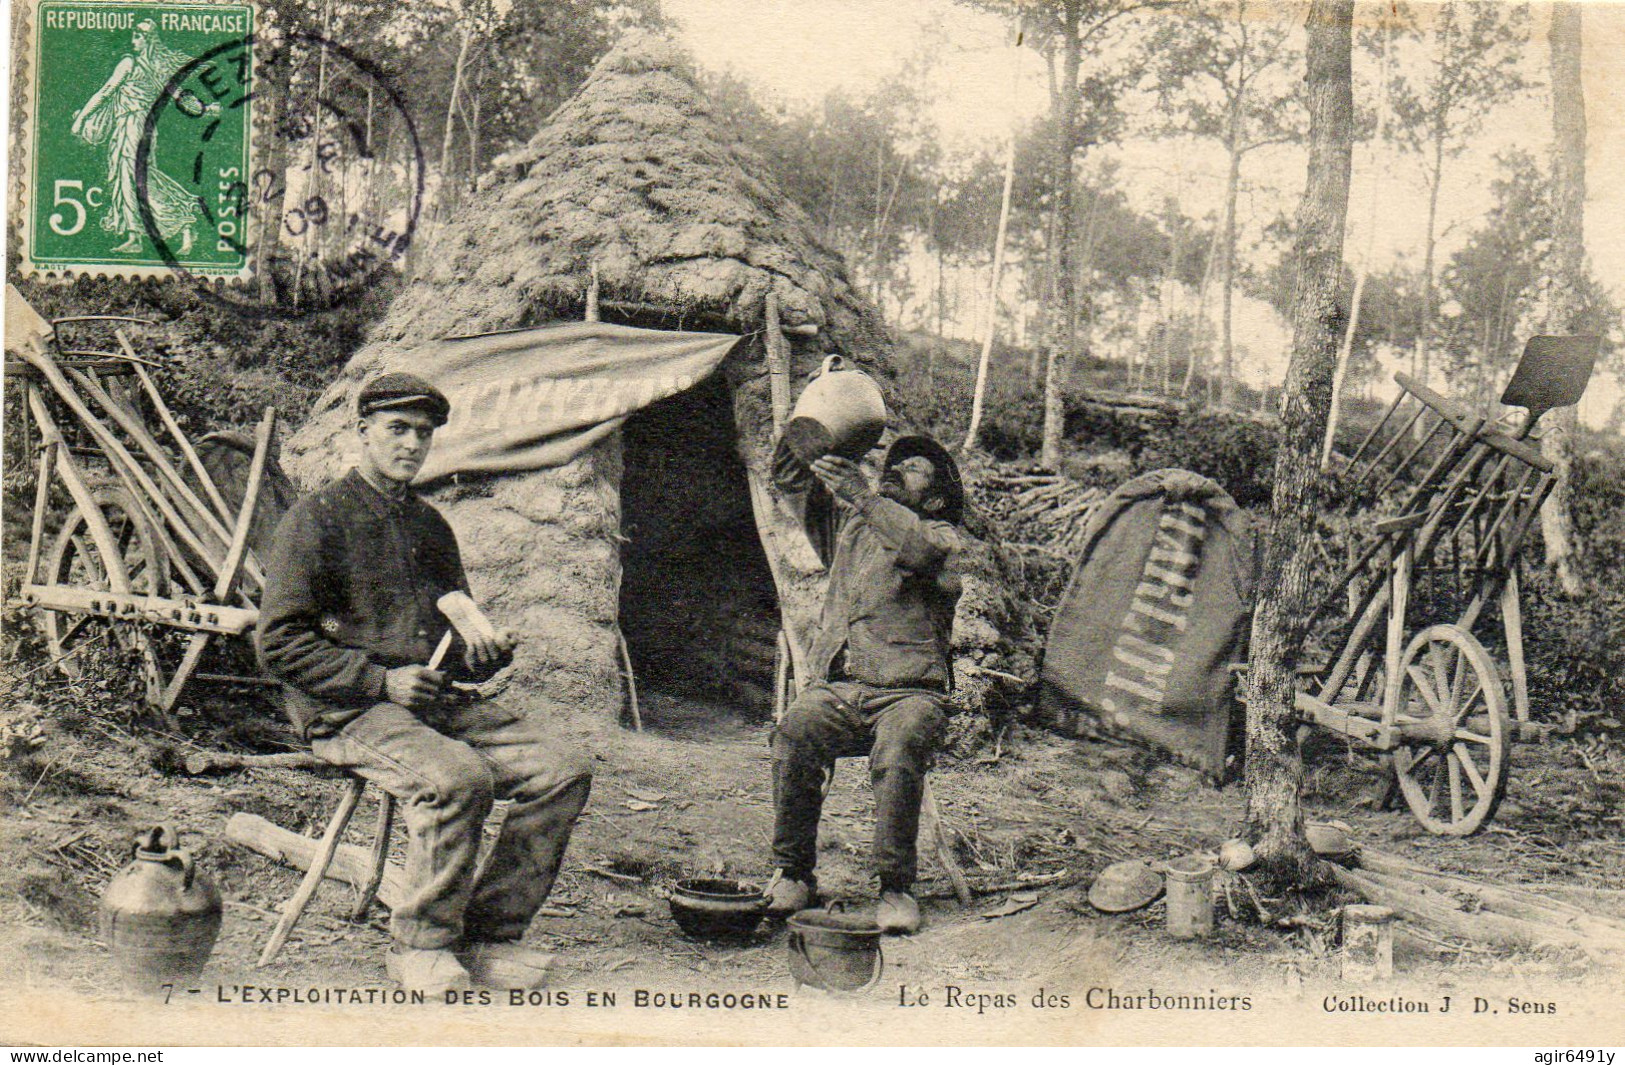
[1390,624,1510,836]
[41,488,170,690]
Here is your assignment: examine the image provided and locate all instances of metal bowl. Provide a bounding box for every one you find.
[668,878,769,939]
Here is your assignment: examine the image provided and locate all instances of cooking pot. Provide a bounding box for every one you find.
[786,900,884,992]
[668,877,769,939]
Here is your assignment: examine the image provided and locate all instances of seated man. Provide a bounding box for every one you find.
[768,434,964,935]
[257,372,592,994]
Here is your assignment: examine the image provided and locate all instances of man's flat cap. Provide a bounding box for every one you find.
[357,372,450,426]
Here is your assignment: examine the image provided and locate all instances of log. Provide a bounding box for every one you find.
[1326,863,1611,957]
[1536,883,1625,906]
[227,811,405,911]
[1358,849,1625,939]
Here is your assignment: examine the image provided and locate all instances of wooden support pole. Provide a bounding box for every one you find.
[921,777,974,907]
[350,793,396,921]
[764,292,791,431]
[259,778,366,966]
[617,627,641,732]
[25,441,57,585]
[228,811,405,911]
[763,290,802,707]
[24,389,129,594]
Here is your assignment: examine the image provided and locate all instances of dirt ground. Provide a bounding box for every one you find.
[1,674,1622,1045]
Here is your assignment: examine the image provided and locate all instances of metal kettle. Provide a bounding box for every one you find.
[100,825,222,991]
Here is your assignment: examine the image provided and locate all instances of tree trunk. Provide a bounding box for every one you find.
[1219,97,1243,408]
[254,56,294,306]
[1242,0,1354,887]
[1414,120,1444,384]
[963,104,1019,454]
[1541,0,1586,597]
[435,17,475,224]
[1322,13,1391,465]
[1183,218,1225,398]
[1160,195,1186,395]
[1040,0,1082,470]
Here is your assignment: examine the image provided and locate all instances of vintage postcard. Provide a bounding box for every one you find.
[3,0,1624,1049]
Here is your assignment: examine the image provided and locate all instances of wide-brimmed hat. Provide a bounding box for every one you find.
[1087,860,1165,914]
[883,434,964,525]
[357,371,450,426]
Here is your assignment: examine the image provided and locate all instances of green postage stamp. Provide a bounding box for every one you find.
[19,0,255,279]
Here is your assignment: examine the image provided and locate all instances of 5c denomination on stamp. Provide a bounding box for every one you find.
[20,0,255,279]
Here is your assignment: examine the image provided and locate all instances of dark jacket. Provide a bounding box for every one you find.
[775,462,961,691]
[257,468,508,737]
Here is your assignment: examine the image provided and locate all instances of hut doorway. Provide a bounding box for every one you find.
[618,370,780,722]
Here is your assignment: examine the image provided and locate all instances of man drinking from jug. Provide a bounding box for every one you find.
[257,372,592,994]
[767,434,964,935]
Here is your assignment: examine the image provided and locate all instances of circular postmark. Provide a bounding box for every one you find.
[135,28,424,318]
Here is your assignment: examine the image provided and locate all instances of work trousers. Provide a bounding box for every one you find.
[771,681,945,892]
[311,698,592,950]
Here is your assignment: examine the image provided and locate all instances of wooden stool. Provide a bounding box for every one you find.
[256,775,395,966]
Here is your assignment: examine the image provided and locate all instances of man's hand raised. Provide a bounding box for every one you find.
[810,456,872,506]
[385,665,446,710]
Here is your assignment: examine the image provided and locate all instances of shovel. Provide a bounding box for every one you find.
[1499,334,1600,433]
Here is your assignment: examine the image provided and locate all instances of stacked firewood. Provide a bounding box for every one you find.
[974,469,1106,561]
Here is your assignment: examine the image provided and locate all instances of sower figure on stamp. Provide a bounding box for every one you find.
[767,434,964,935]
[257,373,592,994]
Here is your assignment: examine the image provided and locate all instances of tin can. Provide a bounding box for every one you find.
[1341,904,1395,981]
[1163,855,1215,939]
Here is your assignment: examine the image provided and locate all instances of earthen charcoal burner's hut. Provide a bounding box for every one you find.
[286,32,1015,726]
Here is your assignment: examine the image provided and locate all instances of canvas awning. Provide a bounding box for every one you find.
[382,320,740,483]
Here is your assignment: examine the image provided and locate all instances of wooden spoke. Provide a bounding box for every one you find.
[1408,744,1441,772]
[1455,729,1493,746]
[1448,753,1465,823]
[1428,639,1452,707]
[1454,743,1490,800]
[1450,643,1470,709]
[1406,665,1444,715]
[1453,683,1484,725]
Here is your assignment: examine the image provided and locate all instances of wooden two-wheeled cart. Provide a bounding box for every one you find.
[5,289,277,721]
[1278,335,1599,836]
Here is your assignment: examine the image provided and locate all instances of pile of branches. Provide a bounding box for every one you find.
[963,463,1106,644]
[973,468,1105,561]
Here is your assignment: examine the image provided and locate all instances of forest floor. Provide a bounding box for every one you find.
[1,678,1622,1045]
